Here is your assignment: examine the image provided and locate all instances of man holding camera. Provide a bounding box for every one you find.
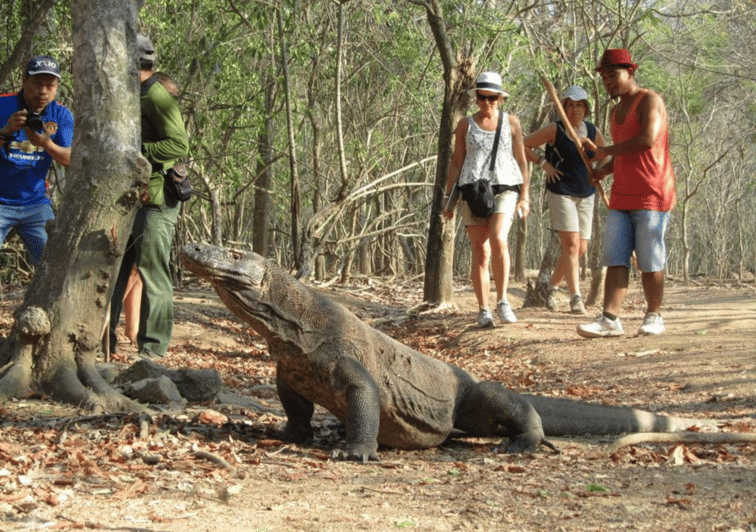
[0,55,73,263]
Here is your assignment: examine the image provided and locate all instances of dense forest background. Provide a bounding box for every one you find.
[2,0,754,288]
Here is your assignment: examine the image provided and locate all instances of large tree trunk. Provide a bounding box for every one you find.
[421,0,475,306]
[0,0,146,411]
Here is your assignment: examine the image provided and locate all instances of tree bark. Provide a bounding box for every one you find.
[0,0,146,411]
[421,0,475,305]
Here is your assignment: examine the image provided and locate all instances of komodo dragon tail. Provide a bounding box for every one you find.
[520,394,718,436]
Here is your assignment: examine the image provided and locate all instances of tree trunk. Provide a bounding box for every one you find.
[421,0,475,306]
[252,73,275,257]
[0,0,146,411]
[523,231,559,307]
[585,200,604,307]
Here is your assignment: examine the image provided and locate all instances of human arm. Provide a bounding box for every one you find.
[509,114,530,219]
[26,128,71,168]
[141,87,189,169]
[2,108,72,167]
[442,118,467,219]
[523,122,562,182]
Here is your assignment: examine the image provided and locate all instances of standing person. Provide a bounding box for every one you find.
[524,85,607,314]
[109,35,189,358]
[443,72,530,328]
[0,55,73,263]
[121,72,181,346]
[577,49,675,338]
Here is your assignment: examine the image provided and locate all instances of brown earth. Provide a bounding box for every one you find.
[1,275,755,532]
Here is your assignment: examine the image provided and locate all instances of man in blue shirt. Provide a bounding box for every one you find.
[0,55,73,263]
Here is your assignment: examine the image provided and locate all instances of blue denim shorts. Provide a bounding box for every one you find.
[602,209,671,272]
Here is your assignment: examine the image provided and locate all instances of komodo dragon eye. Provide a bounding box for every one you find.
[231,251,243,260]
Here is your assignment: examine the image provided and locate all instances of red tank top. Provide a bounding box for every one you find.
[609,90,675,211]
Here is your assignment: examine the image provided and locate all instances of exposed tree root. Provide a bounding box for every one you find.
[608,432,756,454]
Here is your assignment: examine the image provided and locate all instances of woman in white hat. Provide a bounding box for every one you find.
[523,85,607,314]
[443,72,530,328]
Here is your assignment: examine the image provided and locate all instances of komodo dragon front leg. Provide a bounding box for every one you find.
[277,355,382,463]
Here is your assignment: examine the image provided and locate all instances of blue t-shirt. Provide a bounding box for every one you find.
[0,92,74,206]
[544,120,596,198]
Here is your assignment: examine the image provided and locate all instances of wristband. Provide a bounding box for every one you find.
[0,131,13,142]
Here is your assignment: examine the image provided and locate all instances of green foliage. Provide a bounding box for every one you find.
[1,0,753,279]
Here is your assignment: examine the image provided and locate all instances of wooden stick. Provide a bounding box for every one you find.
[540,76,609,207]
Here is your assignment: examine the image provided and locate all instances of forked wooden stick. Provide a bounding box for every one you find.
[540,76,609,207]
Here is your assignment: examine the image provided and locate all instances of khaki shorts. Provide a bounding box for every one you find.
[460,190,519,227]
[547,190,594,240]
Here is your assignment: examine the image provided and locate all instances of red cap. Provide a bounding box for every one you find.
[595,49,638,72]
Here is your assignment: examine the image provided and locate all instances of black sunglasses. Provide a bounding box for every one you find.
[476,93,499,102]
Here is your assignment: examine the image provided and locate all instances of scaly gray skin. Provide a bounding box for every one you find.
[181,243,714,462]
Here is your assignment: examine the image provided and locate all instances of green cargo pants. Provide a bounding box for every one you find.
[110,202,180,356]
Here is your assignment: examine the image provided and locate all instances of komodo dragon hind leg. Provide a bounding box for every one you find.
[455,381,558,454]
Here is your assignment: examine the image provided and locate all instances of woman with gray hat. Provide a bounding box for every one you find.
[524,85,607,314]
[443,72,530,328]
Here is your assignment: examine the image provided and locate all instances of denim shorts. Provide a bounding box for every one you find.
[602,209,671,272]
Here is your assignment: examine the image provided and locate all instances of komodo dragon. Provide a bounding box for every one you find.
[182,243,714,462]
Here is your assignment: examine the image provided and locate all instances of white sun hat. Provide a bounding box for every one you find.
[561,85,590,114]
[467,72,509,98]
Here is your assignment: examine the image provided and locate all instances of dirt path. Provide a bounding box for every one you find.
[1,279,754,532]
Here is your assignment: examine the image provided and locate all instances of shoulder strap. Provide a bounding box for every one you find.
[140,74,160,96]
[489,111,504,173]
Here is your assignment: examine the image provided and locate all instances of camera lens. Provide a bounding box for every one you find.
[26,114,44,132]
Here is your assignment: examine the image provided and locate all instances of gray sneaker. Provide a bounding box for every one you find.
[570,294,586,315]
[576,314,624,338]
[545,287,559,312]
[477,308,494,328]
[638,312,665,336]
[496,300,517,323]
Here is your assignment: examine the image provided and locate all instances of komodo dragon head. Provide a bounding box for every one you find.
[181,243,275,328]
[181,242,331,351]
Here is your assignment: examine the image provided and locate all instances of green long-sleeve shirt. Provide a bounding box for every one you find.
[140,74,189,205]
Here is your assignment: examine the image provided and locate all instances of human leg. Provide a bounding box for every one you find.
[14,204,54,263]
[577,209,632,338]
[466,224,491,311]
[631,210,670,313]
[0,205,19,249]
[136,205,180,356]
[552,231,581,296]
[123,266,143,345]
[109,233,138,350]
[489,192,517,323]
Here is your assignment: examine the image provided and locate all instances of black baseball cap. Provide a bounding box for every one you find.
[25,55,61,79]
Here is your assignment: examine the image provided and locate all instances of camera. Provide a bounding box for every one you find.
[26,113,45,133]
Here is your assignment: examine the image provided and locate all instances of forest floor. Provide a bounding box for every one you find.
[1,273,755,532]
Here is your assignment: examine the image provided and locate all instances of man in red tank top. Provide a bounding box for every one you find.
[577,49,675,339]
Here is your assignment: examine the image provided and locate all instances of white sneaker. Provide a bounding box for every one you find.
[496,300,517,323]
[576,314,624,338]
[477,308,494,328]
[638,312,665,336]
